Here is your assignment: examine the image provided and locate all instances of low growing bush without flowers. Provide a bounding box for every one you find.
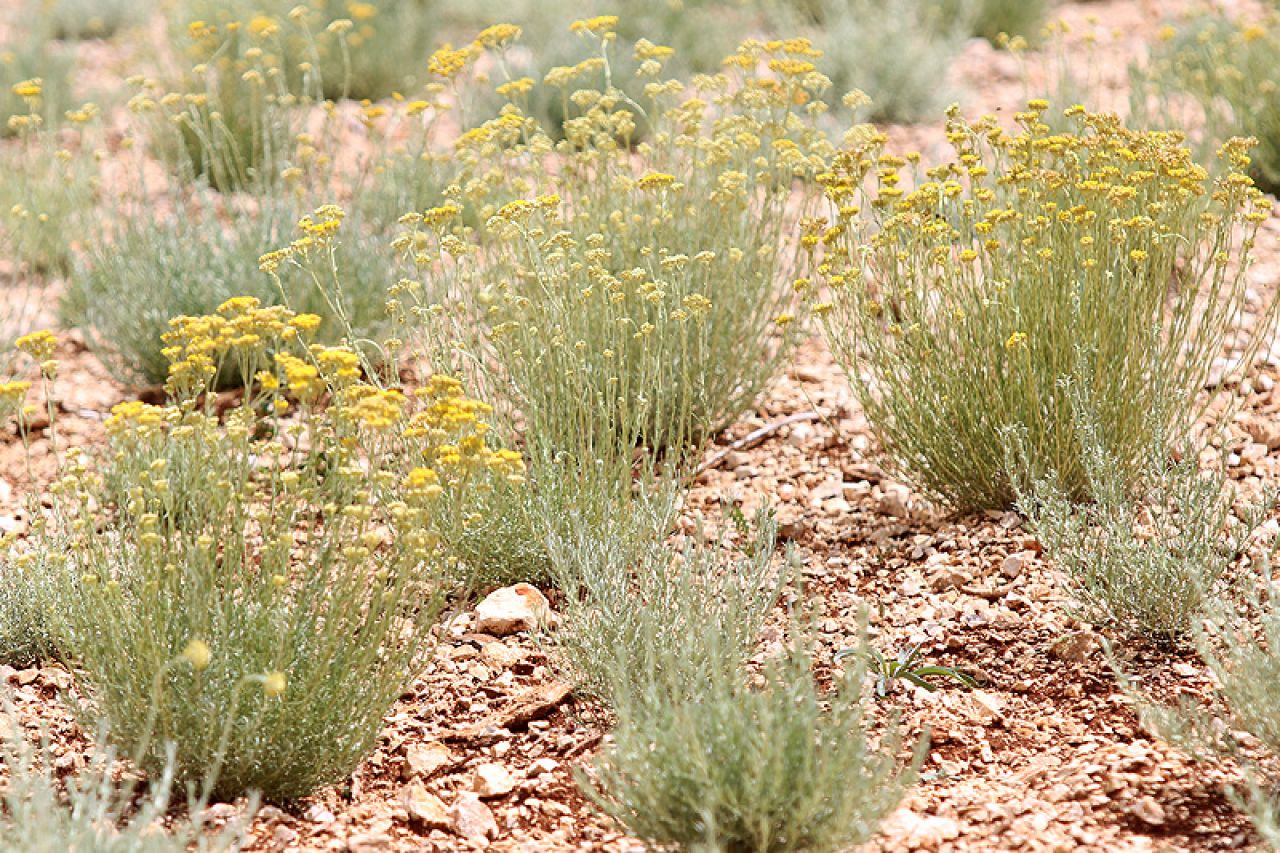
[814,102,1272,510]
[1013,396,1272,642]
[585,623,919,853]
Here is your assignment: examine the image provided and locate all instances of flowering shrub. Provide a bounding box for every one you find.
[67,204,391,387]
[176,0,441,102]
[0,129,96,276]
[1135,9,1280,193]
[12,307,524,800]
[0,28,73,136]
[769,0,968,123]
[813,103,1273,510]
[397,25,836,468]
[141,18,304,193]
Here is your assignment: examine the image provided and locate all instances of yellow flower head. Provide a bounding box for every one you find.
[182,639,211,671]
[474,23,521,49]
[15,329,56,362]
[262,671,287,697]
[569,15,618,36]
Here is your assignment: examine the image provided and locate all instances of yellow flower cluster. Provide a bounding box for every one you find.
[161,298,296,397]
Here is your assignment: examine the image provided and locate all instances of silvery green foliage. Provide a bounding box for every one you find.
[584,621,919,853]
[1014,393,1271,642]
[0,704,252,853]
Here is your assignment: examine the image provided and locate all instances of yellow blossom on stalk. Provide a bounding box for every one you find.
[262,671,287,697]
[275,353,324,401]
[473,23,521,49]
[421,203,461,227]
[1004,332,1027,350]
[635,39,674,61]
[495,77,534,97]
[312,346,362,384]
[347,1,377,20]
[569,15,618,35]
[290,314,322,336]
[339,385,405,430]
[182,639,211,671]
[637,172,678,191]
[15,330,56,362]
[0,381,31,416]
[247,15,279,38]
[428,44,473,79]
[11,79,41,99]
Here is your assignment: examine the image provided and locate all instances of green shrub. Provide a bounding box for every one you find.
[45,0,145,40]
[398,27,833,469]
[174,0,440,102]
[959,0,1049,43]
[67,203,390,387]
[1013,394,1271,642]
[583,617,919,852]
[549,504,779,703]
[1,706,253,852]
[30,298,512,801]
[766,0,968,123]
[0,128,97,275]
[1133,9,1280,193]
[0,551,61,667]
[813,103,1273,511]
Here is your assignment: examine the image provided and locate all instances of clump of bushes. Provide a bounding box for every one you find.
[21,292,525,800]
[813,102,1272,511]
[1014,395,1272,642]
[66,204,390,387]
[1134,9,1280,193]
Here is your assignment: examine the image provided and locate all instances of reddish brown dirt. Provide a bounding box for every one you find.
[6,0,1280,850]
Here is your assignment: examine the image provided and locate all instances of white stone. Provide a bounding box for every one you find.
[471,762,515,798]
[450,792,499,842]
[474,584,552,636]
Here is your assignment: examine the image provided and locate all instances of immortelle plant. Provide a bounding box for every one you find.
[396,22,835,464]
[12,294,524,800]
[0,702,253,852]
[813,102,1273,510]
[1133,8,1280,193]
[583,605,920,852]
[1012,387,1274,643]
